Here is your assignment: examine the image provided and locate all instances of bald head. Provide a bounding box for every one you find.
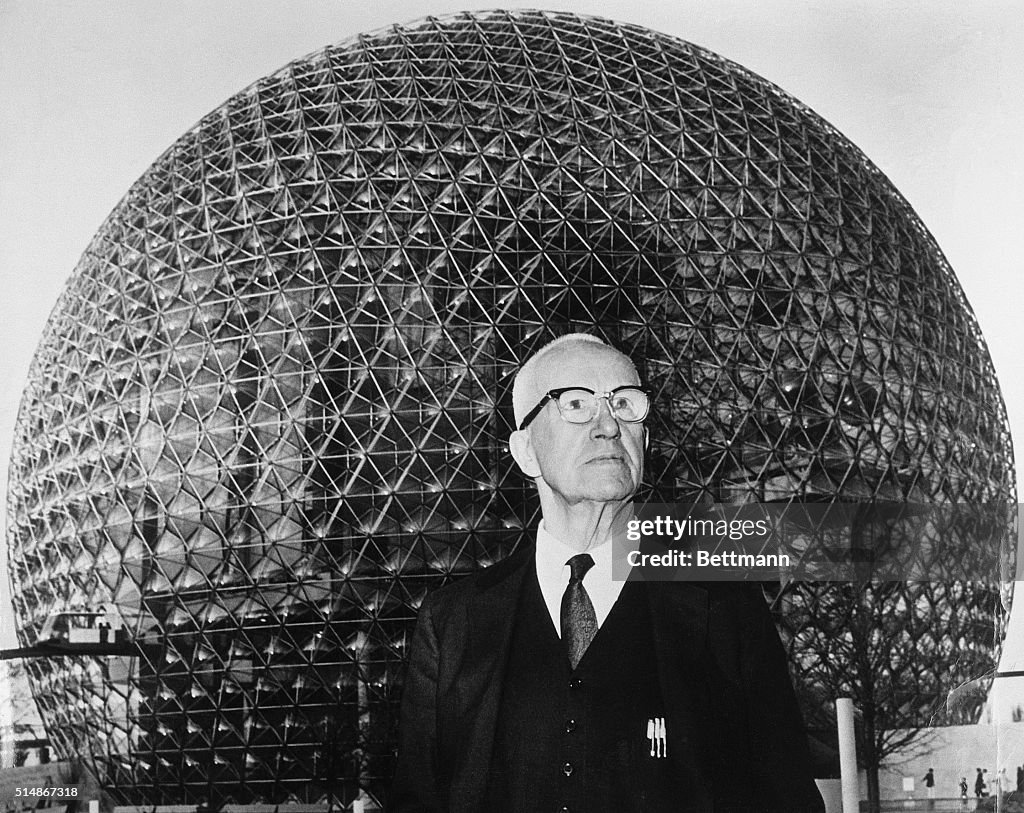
[511,334,639,428]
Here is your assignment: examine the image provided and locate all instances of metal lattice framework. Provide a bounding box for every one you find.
[5,9,1015,806]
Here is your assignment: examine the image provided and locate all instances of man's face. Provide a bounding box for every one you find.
[519,343,645,506]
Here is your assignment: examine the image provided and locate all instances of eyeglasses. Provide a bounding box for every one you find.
[518,386,650,430]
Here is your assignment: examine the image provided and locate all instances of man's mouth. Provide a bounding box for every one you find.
[587,453,625,464]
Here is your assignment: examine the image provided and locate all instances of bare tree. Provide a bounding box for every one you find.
[774,578,999,813]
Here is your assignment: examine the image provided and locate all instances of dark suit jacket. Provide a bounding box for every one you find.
[389,544,824,812]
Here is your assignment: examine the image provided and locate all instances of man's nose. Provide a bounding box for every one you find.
[590,397,621,438]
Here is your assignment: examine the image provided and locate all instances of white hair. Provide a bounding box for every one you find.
[511,333,636,427]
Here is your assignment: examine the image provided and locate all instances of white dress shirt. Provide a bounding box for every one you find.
[534,522,628,636]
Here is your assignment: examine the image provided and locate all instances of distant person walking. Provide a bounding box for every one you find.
[960,776,969,804]
[924,768,936,799]
[976,768,986,798]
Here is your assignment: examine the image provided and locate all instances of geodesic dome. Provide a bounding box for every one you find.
[6,9,1015,806]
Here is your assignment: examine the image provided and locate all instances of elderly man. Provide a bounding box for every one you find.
[390,334,823,813]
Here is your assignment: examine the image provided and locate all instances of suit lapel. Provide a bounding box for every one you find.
[646,580,716,810]
[446,545,533,812]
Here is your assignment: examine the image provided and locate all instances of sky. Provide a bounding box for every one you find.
[0,0,1022,652]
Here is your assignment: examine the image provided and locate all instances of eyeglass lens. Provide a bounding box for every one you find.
[555,388,648,423]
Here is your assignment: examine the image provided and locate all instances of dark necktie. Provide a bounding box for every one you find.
[561,553,598,669]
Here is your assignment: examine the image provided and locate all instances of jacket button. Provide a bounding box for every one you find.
[568,677,582,690]
[559,808,570,813]
[565,718,577,733]
[563,761,574,777]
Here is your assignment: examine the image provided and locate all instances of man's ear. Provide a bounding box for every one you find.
[509,429,542,478]
[644,425,650,450]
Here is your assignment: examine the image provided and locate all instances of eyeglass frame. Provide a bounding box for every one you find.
[517,385,651,431]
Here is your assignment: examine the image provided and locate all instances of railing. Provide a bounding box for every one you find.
[862,797,980,812]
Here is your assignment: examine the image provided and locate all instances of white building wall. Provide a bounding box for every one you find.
[879,724,1024,801]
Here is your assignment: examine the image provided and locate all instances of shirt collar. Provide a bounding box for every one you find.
[536,521,616,584]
